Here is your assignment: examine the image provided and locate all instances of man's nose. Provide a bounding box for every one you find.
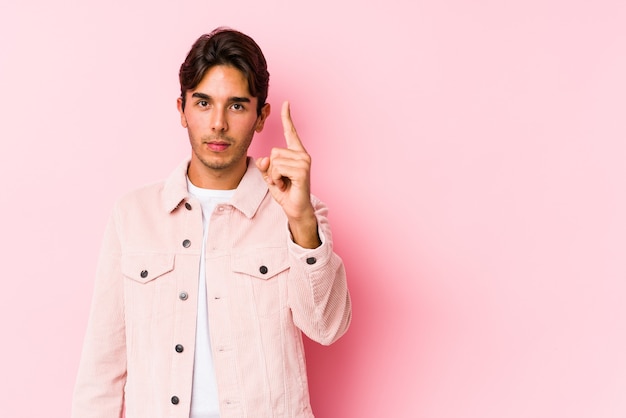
[210,108,228,132]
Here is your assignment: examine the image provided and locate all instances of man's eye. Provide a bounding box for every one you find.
[198,100,208,107]
[231,103,244,111]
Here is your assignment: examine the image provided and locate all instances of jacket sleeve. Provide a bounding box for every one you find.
[72,209,126,417]
[287,196,352,345]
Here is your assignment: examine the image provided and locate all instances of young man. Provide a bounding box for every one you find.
[72,27,351,418]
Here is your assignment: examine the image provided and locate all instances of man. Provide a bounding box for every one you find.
[72,27,351,418]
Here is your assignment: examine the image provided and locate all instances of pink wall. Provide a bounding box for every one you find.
[1,1,625,416]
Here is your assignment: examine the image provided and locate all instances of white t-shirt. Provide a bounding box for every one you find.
[187,178,235,418]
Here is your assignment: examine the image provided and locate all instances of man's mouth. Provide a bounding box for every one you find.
[205,140,230,152]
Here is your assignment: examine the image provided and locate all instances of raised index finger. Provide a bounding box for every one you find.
[281,101,306,151]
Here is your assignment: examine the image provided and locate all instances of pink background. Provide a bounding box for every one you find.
[1,1,625,417]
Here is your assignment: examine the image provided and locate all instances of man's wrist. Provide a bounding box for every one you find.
[288,213,321,249]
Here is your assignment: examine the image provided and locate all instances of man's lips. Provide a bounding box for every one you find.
[205,141,230,152]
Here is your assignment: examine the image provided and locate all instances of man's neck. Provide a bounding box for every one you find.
[187,157,247,190]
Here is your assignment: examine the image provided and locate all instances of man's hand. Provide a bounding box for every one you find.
[256,101,321,248]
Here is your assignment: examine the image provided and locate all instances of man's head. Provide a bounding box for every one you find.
[177,28,272,189]
[179,27,270,115]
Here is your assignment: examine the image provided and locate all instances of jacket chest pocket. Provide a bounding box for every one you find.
[122,253,176,321]
[232,248,290,318]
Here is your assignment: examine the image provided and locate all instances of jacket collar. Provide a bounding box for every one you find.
[161,157,268,219]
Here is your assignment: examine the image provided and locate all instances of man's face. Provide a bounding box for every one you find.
[177,65,270,184]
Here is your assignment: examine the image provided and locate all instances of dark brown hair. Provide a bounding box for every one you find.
[179,27,270,115]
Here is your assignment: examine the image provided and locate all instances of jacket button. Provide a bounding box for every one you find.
[175,344,184,353]
[185,202,192,210]
[171,396,179,405]
[259,265,268,274]
[182,239,191,248]
[306,257,317,265]
[140,270,148,278]
[179,292,188,301]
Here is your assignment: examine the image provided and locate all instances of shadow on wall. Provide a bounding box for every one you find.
[302,213,435,417]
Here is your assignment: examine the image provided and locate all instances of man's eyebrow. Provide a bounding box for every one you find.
[229,96,251,103]
[191,92,210,100]
[190,92,251,103]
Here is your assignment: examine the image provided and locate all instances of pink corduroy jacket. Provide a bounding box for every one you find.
[72,159,352,418]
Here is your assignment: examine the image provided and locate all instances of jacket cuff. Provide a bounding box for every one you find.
[286,223,330,267]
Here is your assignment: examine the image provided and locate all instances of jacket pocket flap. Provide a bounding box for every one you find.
[232,248,289,280]
[121,253,175,284]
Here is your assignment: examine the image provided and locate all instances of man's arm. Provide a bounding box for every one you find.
[72,211,126,418]
[256,102,351,343]
[286,196,352,345]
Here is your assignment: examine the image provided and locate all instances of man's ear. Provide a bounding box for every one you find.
[255,102,271,132]
[177,97,188,128]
